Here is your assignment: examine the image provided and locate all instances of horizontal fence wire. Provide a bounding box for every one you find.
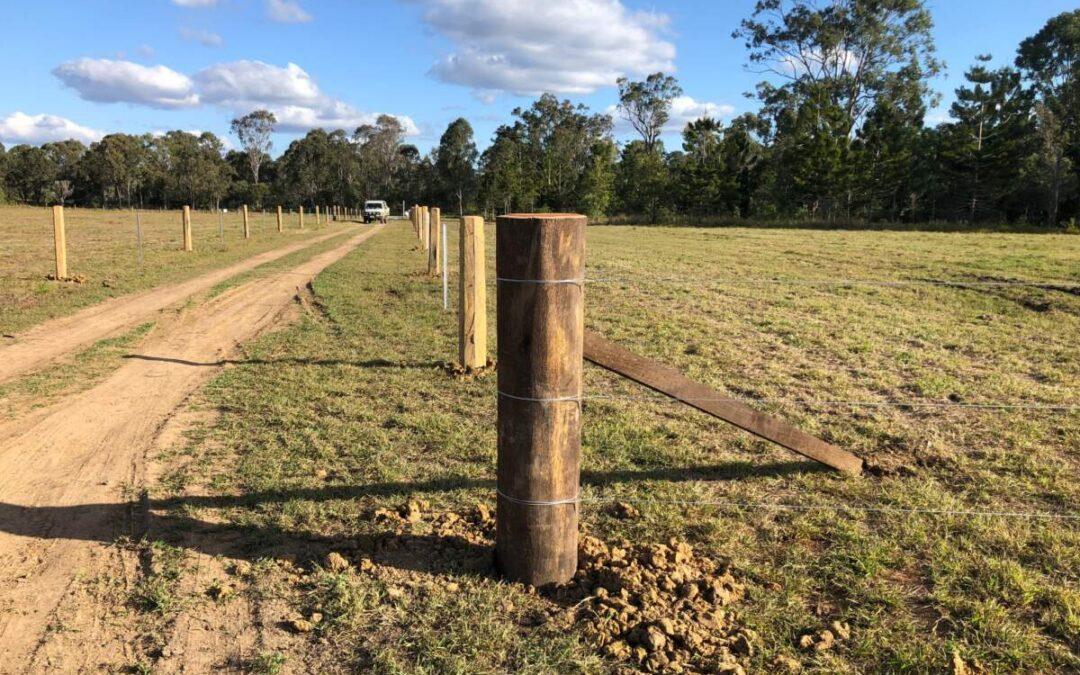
[574,495,1080,521]
[582,394,1080,412]
[586,276,1080,289]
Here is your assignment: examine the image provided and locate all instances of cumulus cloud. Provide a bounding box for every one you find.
[606,96,736,137]
[171,0,219,6]
[418,0,675,97]
[194,61,320,107]
[179,27,224,47]
[666,96,736,132]
[52,58,199,109]
[0,112,105,145]
[274,102,420,135]
[50,57,415,136]
[266,0,312,23]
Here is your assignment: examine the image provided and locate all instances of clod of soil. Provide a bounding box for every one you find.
[548,535,752,674]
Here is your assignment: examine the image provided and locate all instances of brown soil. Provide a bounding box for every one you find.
[0,227,381,672]
[0,228,350,384]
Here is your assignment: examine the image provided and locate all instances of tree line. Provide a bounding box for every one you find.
[1,3,1076,227]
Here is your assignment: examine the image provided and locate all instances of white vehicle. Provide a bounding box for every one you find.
[363,200,390,224]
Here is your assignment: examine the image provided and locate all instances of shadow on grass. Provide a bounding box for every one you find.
[0,461,819,580]
[122,354,444,369]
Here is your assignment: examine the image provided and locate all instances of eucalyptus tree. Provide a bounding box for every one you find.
[617,72,683,152]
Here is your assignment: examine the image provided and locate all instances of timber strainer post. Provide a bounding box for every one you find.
[182,205,193,251]
[52,205,67,279]
[495,212,586,587]
[459,215,487,369]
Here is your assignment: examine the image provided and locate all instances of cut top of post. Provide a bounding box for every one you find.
[495,213,587,283]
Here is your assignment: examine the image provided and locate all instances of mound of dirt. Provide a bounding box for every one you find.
[550,535,754,674]
[355,501,757,674]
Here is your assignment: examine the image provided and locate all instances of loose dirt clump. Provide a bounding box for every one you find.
[548,535,754,674]
[311,502,757,672]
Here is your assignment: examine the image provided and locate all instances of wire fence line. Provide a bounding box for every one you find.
[585,276,1080,289]
[574,495,1080,521]
[581,393,1080,412]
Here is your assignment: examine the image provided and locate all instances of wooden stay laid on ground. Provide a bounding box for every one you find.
[583,330,864,475]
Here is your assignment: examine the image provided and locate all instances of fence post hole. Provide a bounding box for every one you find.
[299,206,305,229]
[495,212,587,587]
[277,206,283,233]
[459,216,487,368]
[243,204,251,239]
[428,207,441,276]
[52,205,68,279]
[182,205,193,251]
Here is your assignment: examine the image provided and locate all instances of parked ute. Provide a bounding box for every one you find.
[363,200,390,224]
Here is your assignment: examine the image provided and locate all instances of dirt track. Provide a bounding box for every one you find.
[0,225,381,672]
[0,227,351,384]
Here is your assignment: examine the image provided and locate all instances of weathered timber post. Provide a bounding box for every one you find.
[243,204,251,239]
[428,207,441,276]
[276,206,283,233]
[182,205,193,251]
[316,204,321,225]
[412,204,420,237]
[52,205,67,279]
[495,213,586,587]
[459,216,487,369]
[299,206,305,229]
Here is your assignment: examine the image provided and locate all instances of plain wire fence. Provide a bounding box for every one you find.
[394,218,1080,523]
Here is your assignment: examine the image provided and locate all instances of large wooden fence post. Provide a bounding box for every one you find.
[243,204,251,239]
[299,206,305,229]
[428,207,441,276]
[182,205,193,251]
[459,216,487,369]
[316,204,321,225]
[52,205,67,279]
[277,206,283,233]
[495,213,586,587]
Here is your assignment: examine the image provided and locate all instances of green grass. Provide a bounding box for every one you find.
[149,222,1077,672]
[0,204,347,335]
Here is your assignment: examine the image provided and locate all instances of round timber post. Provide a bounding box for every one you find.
[495,213,586,587]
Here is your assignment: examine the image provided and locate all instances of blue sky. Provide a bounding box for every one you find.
[0,0,1075,155]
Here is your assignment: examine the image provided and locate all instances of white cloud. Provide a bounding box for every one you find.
[171,0,219,6]
[194,61,320,106]
[666,96,735,132]
[50,57,415,137]
[0,112,105,145]
[266,0,312,23]
[273,102,420,135]
[179,27,223,47]
[418,0,675,97]
[52,58,199,109]
[605,95,736,138]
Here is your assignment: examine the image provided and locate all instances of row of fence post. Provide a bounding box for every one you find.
[47,203,370,279]
[409,205,586,587]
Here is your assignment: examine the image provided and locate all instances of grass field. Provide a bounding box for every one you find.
[0,204,344,335]
[128,221,1079,673]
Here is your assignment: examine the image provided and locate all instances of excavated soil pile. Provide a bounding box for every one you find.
[550,536,755,674]
[344,502,755,674]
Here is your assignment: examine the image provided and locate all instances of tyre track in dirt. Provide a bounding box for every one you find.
[0,227,354,385]
[0,225,382,673]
